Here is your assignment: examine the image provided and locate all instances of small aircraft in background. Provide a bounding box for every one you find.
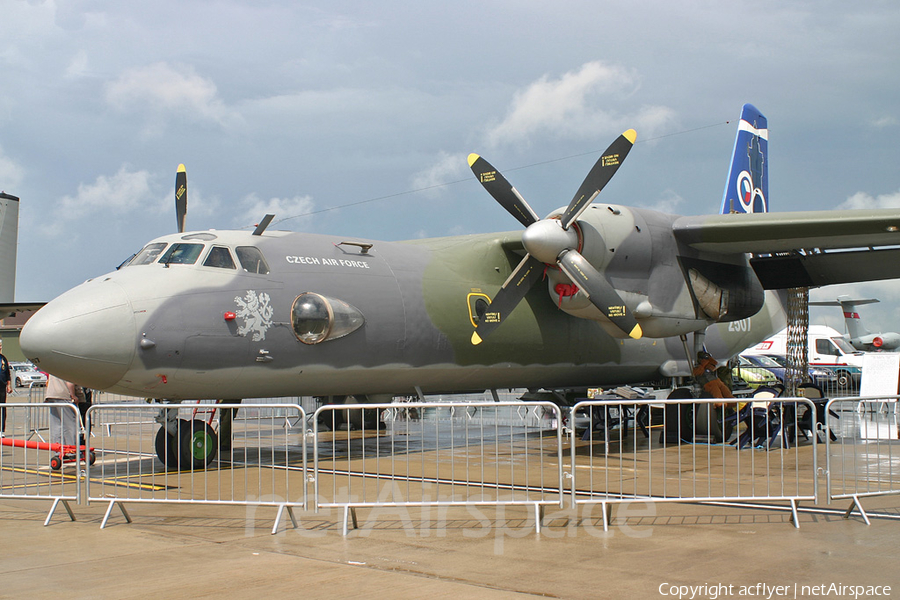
[18,104,900,467]
[810,295,900,351]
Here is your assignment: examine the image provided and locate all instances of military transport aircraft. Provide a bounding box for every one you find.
[18,104,900,468]
[810,296,900,351]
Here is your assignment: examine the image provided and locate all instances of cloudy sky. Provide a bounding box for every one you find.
[3,0,900,332]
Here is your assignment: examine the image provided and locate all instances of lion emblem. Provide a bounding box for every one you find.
[234,290,274,341]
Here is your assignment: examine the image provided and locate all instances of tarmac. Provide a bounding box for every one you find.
[1,391,899,599]
[1,492,899,599]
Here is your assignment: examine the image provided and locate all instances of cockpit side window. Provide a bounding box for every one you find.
[203,246,236,269]
[236,246,270,274]
[158,243,204,265]
[129,242,168,266]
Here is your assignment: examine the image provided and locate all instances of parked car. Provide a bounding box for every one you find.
[732,355,779,389]
[754,354,839,388]
[10,361,47,387]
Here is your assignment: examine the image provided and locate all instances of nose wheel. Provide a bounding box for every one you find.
[154,419,218,469]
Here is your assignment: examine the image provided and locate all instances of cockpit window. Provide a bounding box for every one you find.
[158,243,204,265]
[236,246,270,274]
[129,242,168,266]
[203,246,236,269]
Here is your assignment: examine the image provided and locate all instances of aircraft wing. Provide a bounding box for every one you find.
[672,209,900,289]
[0,303,45,320]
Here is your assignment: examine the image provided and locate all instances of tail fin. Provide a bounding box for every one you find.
[836,295,877,339]
[809,295,878,339]
[0,192,19,304]
[720,104,768,214]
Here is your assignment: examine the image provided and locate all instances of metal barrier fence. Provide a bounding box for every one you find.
[825,396,900,524]
[570,397,818,529]
[0,402,84,525]
[84,402,307,533]
[312,401,564,535]
[8,393,900,534]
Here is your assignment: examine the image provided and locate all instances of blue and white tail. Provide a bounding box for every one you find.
[720,104,768,214]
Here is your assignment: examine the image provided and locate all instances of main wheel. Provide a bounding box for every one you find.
[179,420,218,470]
[154,419,189,468]
[50,455,63,470]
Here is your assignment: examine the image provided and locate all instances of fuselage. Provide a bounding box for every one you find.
[20,205,786,400]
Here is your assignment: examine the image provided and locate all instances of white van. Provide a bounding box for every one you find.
[744,325,863,390]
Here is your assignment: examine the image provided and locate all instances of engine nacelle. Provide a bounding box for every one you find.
[541,203,765,338]
[870,332,900,350]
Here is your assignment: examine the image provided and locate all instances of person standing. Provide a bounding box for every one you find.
[0,341,10,438]
[45,374,85,447]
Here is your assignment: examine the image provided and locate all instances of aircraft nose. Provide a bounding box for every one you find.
[21,279,135,389]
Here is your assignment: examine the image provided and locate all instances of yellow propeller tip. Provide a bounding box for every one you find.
[471,331,483,345]
[467,153,481,167]
[623,129,637,144]
[628,323,643,339]
[177,164,186,172]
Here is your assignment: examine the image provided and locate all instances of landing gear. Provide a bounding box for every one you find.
[154,412,218,469]
[180,420,217,469]
[154,419,186,468]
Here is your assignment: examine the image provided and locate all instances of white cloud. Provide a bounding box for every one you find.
[640,189,684,214]
[58,166,154,217]
[65,50,89,79]
[486,61,676,147]
[0,146,25,191]
[872,116,899,128]
[836,189,900,210]
[410,151,466,197]
[236,193,315,229]
[105,62,236,126]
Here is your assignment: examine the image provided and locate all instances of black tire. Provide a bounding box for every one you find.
[154,419,188,468]
[88,451,97,466]
[661,388,695,444]
[179,419,218,470]
[693,402,734,444]
[50,455,63,470]
[15,377,21,387]
[835,370,851,391]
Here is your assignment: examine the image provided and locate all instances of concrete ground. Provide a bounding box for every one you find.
[1,493,898,599]
[2,388,899,599]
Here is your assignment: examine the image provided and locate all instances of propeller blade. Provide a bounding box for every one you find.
[175,164,188,233]
[561,129,636,230]
[468,153,539,228]
[557,249,642,339]
[471,254,544,345]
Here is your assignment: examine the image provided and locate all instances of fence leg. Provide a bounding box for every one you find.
[789,499,800,529]
[342,506,358,536]
[843,495,871,526]
[602,501,611,532]
[272,504,298,535]
[533,503,543,534]
[43,498,76,526]
[100,500,132,529]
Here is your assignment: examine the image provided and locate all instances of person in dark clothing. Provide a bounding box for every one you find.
[0,341,10,437]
